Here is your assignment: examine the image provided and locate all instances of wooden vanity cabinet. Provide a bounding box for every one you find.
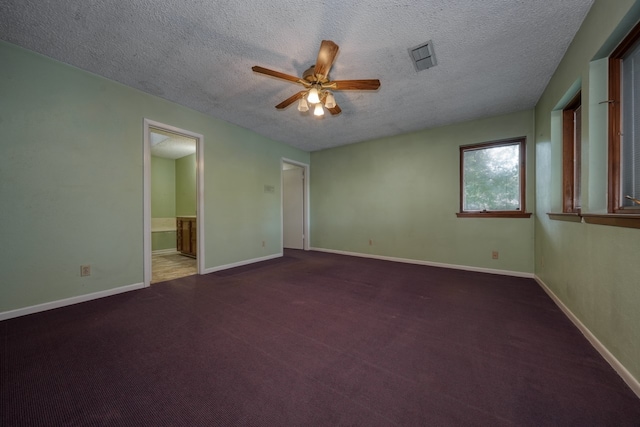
[176,217,197,257]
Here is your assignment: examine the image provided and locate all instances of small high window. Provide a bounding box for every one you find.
[457,137,530,218]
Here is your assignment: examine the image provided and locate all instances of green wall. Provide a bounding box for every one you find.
[151,231,176,252]
[311,110,535,274]
[150,154,195,251]
[534,0,640,382]
[0,40,309,313]
[151,156,176,218]
[176,153,197,216]
[151,155,177,251]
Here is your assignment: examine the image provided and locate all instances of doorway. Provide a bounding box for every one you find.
[143,119,204,287]
[282,159,309,251]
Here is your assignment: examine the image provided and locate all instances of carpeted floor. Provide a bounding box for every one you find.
[1,250,639,426]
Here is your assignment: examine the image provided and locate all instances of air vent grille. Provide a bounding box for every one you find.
[409,41,437,72]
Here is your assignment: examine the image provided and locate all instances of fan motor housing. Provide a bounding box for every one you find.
[303,65,330,83]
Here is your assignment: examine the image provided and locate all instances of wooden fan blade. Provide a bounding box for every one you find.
[327,104,342,115]
[314,40,339,78]
[275,91,306,109]
[329,79,381,90]
[252,66,302,84]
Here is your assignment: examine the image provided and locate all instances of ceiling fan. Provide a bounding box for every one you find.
[252,40,381,117]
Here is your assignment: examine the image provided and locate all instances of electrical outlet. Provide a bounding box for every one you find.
[369,239,373,246]
[492,251,499,260]
[80,265,91,277]
[262,240,265,248]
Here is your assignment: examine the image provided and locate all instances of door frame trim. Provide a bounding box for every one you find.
[281,158,310,251]
[143,119,205,286]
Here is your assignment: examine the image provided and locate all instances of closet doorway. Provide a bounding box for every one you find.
[143,120,204,286]
[282,159,310,251]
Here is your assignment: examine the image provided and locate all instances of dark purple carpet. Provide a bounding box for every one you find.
[2,250,639,426]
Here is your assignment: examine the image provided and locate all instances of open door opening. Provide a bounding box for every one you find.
[282,159,309,251]
[143,120,204,286]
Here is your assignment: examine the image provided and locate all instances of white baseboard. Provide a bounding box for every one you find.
[2,252,284,321]
[202,252,283,274]
[534,275,640,399]
[0,282,145,322]
[310,247,534,278]
[152,248,178,255]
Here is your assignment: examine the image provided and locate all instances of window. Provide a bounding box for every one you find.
[563,92,582,213]
[608,22,640,214]
[583,22,640,229]
[457,137,530,218]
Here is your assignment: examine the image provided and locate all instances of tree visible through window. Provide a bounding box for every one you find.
[457,137,530,218]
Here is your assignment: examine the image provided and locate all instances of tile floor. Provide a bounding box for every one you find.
[152,252,197,284]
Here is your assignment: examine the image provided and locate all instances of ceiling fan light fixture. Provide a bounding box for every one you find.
[324,91,336,109]
[307,87,320,104]
[313,103,324,117]
[252,40,380,117]
[297,96,309,112]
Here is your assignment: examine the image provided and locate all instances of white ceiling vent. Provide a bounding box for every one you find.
[409,41,437,72]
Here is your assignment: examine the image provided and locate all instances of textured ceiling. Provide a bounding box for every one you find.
[0,0,594,151]
[150,129,196,160]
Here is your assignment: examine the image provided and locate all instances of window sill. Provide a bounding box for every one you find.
[582,213,640,229]
[547,212,582,222]
[456,211,532,218]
